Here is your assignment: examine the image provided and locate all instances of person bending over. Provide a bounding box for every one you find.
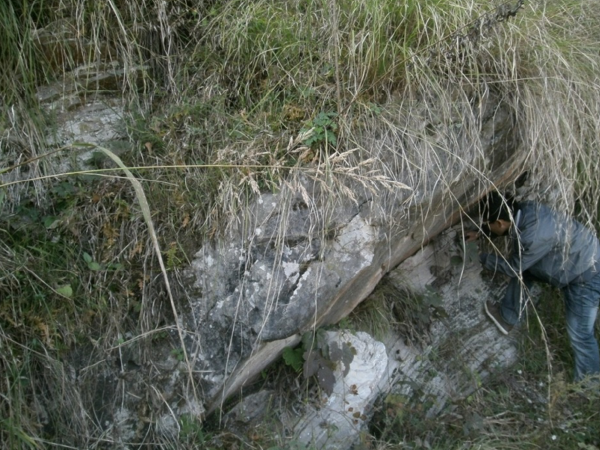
[467,191,600,382]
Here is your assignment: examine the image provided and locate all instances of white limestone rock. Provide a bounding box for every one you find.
[294,330,392,450]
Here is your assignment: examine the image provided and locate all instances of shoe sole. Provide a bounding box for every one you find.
[484,301,509,335]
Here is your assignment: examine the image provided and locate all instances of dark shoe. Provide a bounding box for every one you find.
[484,300,513,335]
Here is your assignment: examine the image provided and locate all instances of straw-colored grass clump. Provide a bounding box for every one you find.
[1,0,600,448]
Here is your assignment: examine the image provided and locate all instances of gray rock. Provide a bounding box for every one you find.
[17,68,527,444]
[180,87,525,416]
[293,330,391,450]
[235,226,519,450]
[381,226,518,418]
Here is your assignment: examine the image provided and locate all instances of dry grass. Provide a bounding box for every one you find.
[2,0,600,448]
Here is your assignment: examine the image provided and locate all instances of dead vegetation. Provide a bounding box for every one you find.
[1,0,600,448]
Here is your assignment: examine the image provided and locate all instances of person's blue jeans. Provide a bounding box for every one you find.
[500,272,600,382]
[562,274,600,381]
[500,274,534,325]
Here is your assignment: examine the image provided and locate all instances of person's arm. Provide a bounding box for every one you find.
[465,230,479,242]
[500,275,536,324]
[480,237,550,278]
[464,224,492,242]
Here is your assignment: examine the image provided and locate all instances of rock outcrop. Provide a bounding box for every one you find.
[22,41,527,444]
[182,87,525,419]
[284,225,520,449]
[293,330,392,449]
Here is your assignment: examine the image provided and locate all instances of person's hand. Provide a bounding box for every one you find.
[464,230,480,242]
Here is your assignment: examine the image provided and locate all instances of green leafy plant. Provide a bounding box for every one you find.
[171,347,185,362]
[56,284,73,298]
[82,252,101,271]
[301,112,339,148]
[179,414,214,448]
[282,345,304,373]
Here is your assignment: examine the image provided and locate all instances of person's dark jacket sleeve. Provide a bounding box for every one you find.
[480,237,549,277]
[479,202,600,288]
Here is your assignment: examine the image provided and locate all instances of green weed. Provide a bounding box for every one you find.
[301,112,339,149]
[179,414,214,448]
[282,345,304,373]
